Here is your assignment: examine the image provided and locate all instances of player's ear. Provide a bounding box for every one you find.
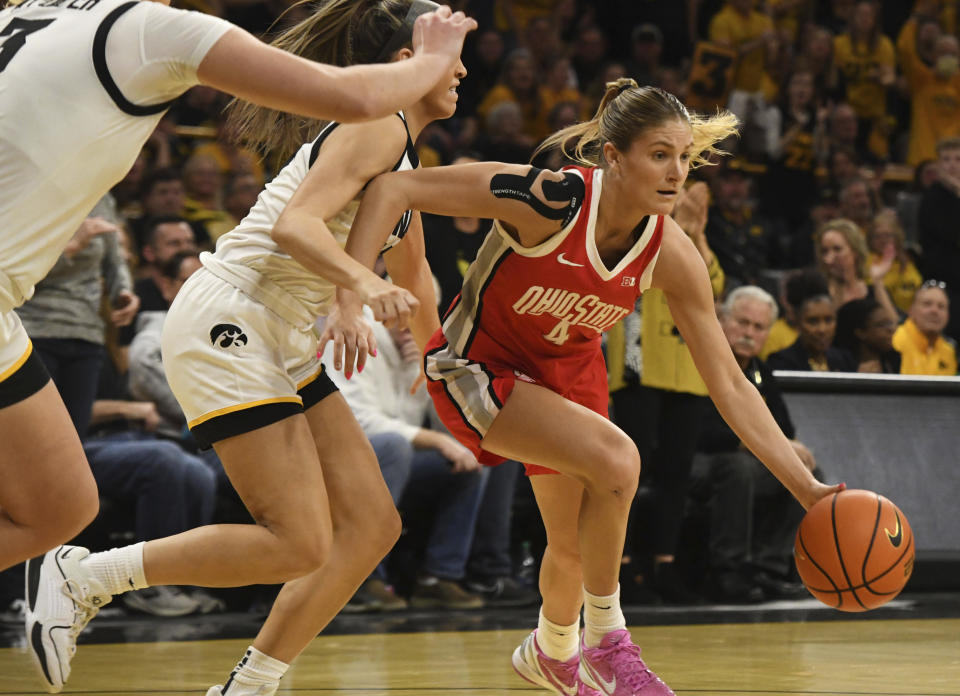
[392,47,415,62]
[602,142,621,170]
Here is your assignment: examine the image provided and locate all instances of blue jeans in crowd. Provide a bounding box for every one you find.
[83,431,217,542]
[466,459,521,580]
[368,432,488,580]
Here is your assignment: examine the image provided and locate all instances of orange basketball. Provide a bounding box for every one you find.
[793,489,915,612]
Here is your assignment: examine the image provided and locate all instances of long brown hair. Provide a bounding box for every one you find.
[816,218,870,281]
[227,0,413,160]
[533,78,739,169]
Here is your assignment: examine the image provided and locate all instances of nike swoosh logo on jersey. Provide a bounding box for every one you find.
[557,253,584,267]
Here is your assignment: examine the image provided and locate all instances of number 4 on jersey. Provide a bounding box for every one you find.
[0,17,54,72]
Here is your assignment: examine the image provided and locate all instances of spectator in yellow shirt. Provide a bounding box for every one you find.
[477,49,547,141]
[708,0,778,119]
[902,24,960,165]
[833,0,896,157]
[834,1,896,119]
[867,209,923,313]
[893,281,958,374]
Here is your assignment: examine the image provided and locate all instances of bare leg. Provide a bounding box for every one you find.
[529,474,585,626]
[250,393,400,663]
[0,382,98,570]
[142,414,335,587]
[481,381,640,597]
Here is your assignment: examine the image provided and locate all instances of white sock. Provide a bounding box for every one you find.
[582,585,626,648]
[81,542,148,597]
[536,608,580,662]
[222,646,288,694]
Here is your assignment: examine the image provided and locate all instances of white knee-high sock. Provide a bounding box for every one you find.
[81,542,148,596]
[536,607,580,661]
[582,585,626,648]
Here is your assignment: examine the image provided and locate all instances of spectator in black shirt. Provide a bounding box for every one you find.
[918,136,960,341]
[768,293,858,371]
[705,164,786,288]
[835,296,902,373]
[691,286,816,602]
[422,154,493,313]
[118,217,197,347]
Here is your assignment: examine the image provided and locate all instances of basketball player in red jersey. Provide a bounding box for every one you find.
[333,79,843,696]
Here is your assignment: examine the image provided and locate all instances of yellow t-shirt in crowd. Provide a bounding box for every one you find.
[494,0,554,32]
[760,317,798,360]
[192,142,265,187]
[477,84,549,140]
[833,34,896,119]
[708,5,774,93]
[892,318,958,375]
[899,17,960,164]
[868,253,923,313]
[637,255,725,396]
[908,69,960,165]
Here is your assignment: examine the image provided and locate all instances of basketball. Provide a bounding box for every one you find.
[794,489,915,612]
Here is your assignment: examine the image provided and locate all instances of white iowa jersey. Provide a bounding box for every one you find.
[0,0,230,312]
[207,113,419,326]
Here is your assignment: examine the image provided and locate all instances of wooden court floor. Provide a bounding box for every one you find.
[0,618,957,696]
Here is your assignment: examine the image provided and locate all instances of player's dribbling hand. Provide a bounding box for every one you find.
[799,480,846,511]
[413,5,477,63]
[319,301,377,379]
[358,276,420,329]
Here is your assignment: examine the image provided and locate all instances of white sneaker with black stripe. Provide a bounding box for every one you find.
[24,545,111,693]
[205,682,279,695]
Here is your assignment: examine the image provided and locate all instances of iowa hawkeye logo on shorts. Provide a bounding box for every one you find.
[210,323,248,349]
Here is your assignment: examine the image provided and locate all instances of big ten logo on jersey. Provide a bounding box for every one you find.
[686,42,737,112]
[512,286,631,346]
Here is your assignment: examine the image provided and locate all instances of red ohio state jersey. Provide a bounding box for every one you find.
[437,165,663,390]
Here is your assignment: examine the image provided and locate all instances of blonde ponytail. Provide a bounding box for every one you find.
[688,110,740,168]
[534,78,638,166]
[226,0,410,161]
[533,79,739,169]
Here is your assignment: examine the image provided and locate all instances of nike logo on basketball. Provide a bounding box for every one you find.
[210,323,248,349]
[557,253,584,267]
[885,513,903,547]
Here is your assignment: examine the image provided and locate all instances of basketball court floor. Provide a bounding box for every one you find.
[1,592,957,695]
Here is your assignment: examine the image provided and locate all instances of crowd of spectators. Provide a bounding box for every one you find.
[2,0,959,617]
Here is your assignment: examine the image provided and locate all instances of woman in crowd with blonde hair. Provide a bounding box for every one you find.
[815,217,898,321]
[342,78,842,696]
[867,209,922,314]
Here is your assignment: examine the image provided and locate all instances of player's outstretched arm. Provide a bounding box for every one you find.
[347,161,576,272]
[197,7,476,123]
[652,217,841,510]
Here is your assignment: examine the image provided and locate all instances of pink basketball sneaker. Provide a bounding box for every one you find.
[512,630,601,696]
[579,629,675,696]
